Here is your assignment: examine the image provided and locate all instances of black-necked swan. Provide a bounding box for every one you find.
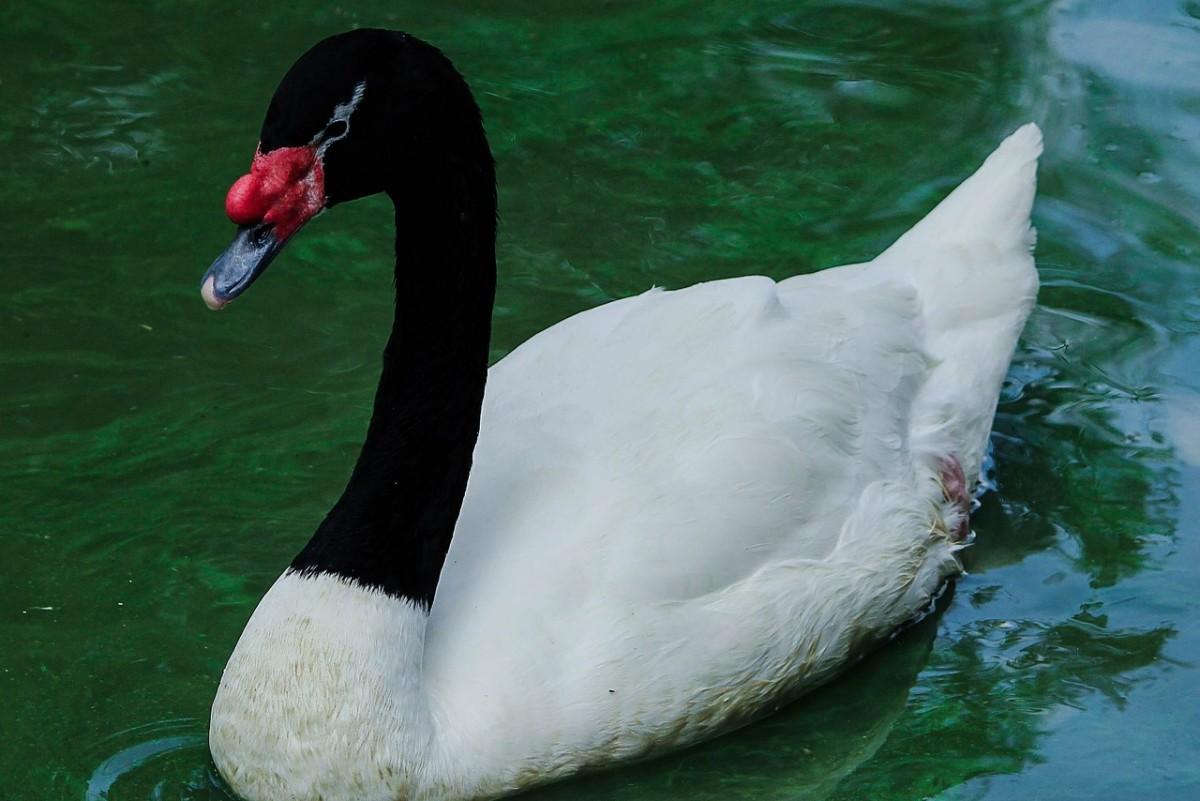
[200,29,1040,801]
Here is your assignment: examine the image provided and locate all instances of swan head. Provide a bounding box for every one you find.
[201,29,490,310]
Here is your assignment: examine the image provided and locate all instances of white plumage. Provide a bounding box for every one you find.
[211,123,1042,801]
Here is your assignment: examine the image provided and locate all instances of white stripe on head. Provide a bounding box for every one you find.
[315,80,367,155]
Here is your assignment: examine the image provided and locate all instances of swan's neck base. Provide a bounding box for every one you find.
[210,570,433,801]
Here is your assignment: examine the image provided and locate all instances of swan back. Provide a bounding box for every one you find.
[423,126,1042,794]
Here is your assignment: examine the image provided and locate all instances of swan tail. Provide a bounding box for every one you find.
[879,123,1042,269]
[874,123,1043,480]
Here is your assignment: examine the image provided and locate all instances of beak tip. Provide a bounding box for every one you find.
[201,274,228,311]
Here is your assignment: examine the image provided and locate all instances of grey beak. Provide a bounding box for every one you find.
[200,222,288,310]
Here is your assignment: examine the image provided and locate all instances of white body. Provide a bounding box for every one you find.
[211,125,1042,801]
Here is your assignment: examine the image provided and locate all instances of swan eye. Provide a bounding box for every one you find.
[324,120,349,141]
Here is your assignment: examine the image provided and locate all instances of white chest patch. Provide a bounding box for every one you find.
[209,571,433,801]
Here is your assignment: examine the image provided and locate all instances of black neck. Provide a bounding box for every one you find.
[291,152,497,607]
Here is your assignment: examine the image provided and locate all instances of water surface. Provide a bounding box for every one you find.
[3,1,1199,799]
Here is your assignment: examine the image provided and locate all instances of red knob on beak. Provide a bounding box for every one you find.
[226,172,267,225]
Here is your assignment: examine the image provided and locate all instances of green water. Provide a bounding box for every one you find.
[4,0,1199,798]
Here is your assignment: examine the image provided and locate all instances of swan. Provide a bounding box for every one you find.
[199,29,1041,801]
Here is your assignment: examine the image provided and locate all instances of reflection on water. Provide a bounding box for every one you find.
[26,71,178,170]
[3,1,1199,800]
[84,720,207,801]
